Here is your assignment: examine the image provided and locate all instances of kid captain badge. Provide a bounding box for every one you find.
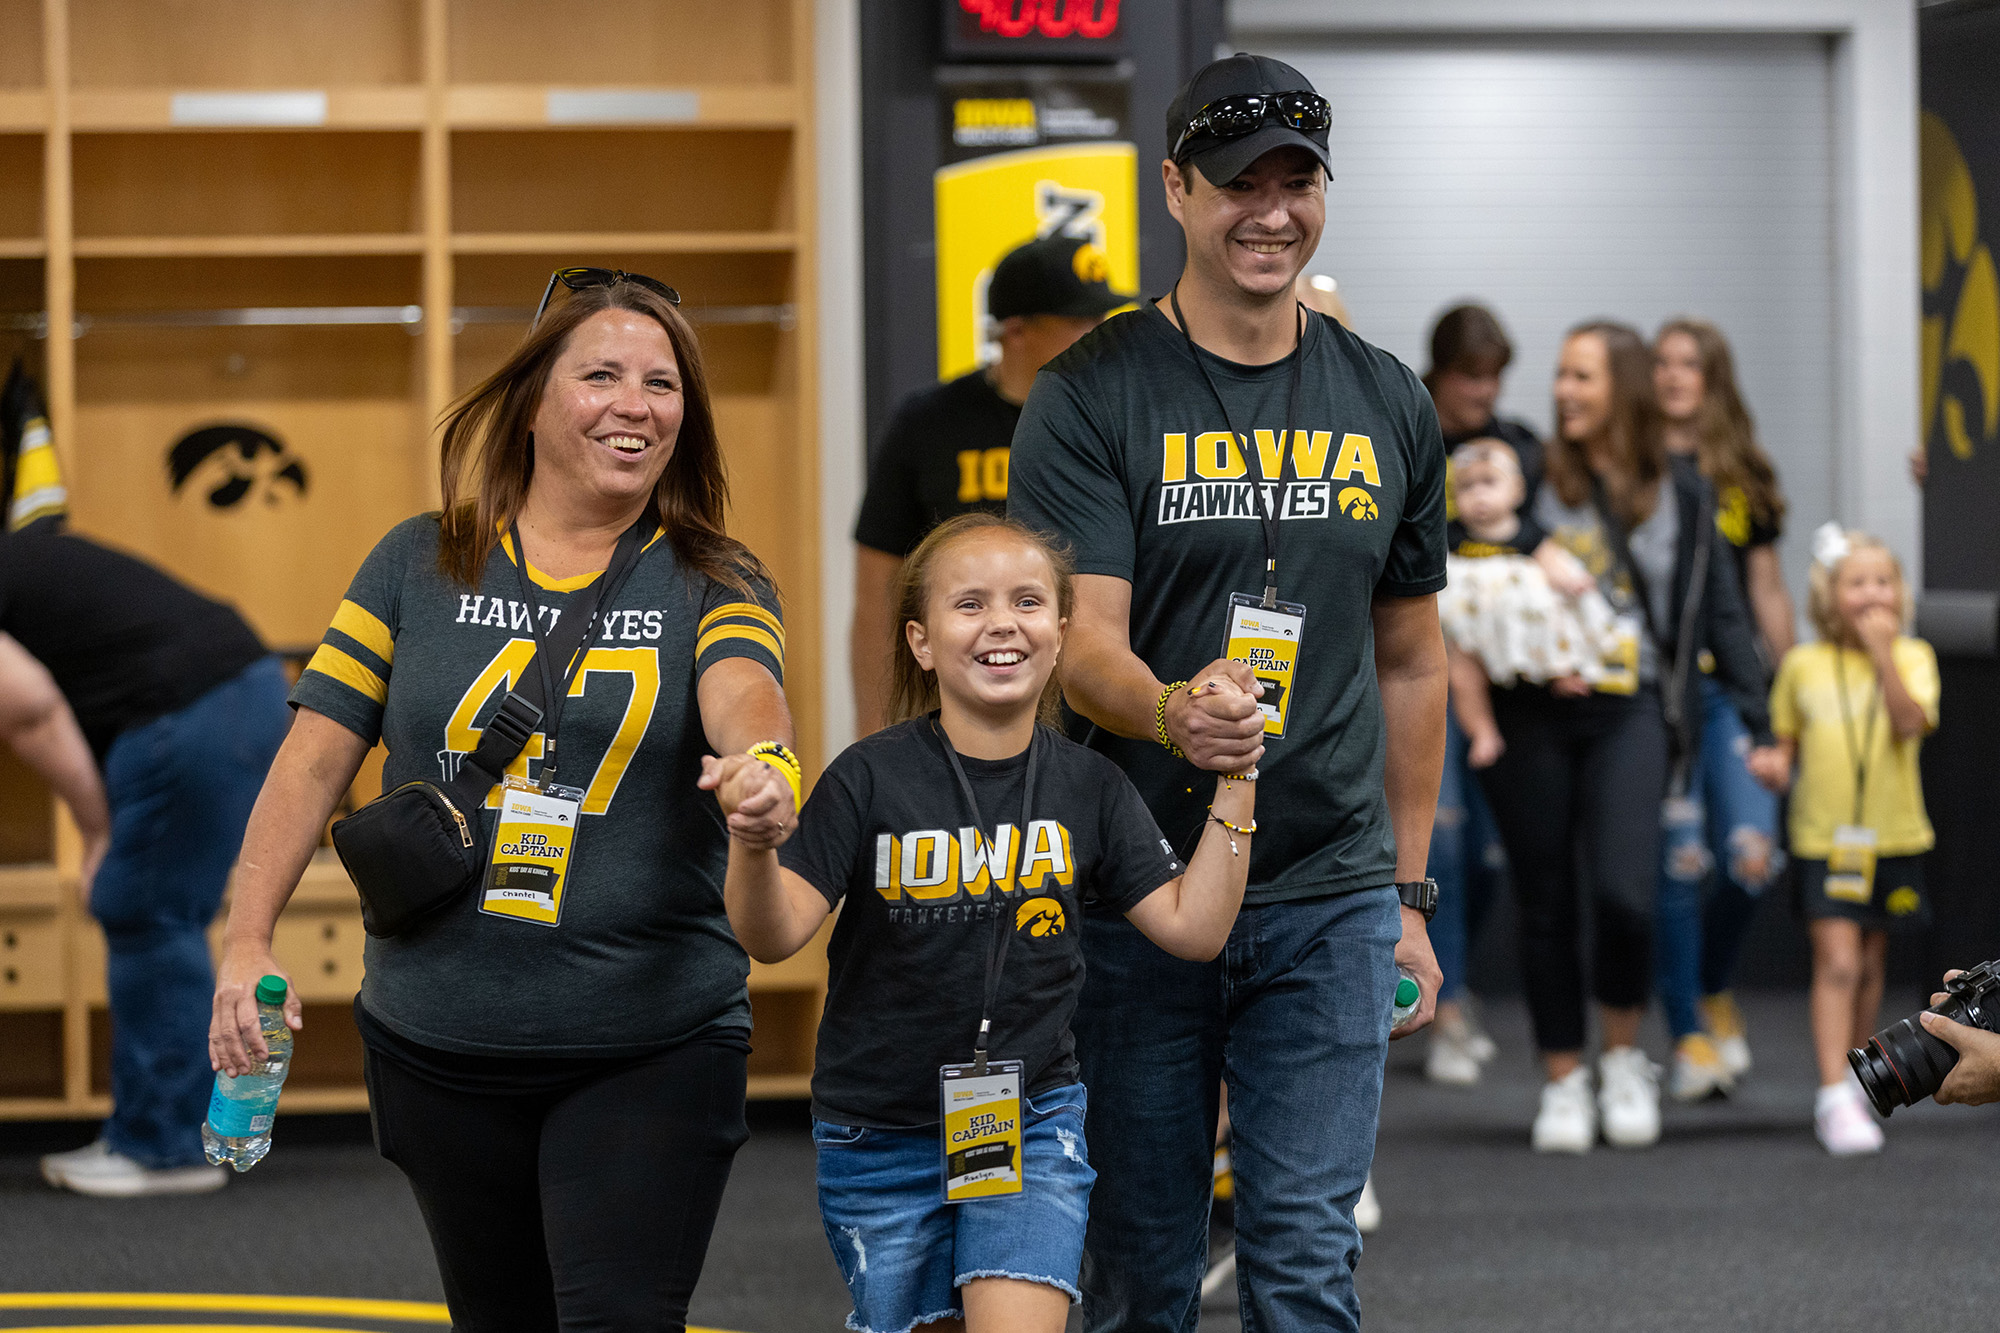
[1223,592,1306,737]
[940,1060,1024,1202]
[480,775,583,926]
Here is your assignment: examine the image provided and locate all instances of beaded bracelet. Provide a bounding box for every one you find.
[746,740,803,812]
[1156,680,1190,758]
[1207,813,1258,857]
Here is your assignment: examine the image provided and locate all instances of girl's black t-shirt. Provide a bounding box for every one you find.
[779,717,1183,1128]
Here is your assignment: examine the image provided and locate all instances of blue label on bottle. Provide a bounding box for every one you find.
[207,1080,282,1136]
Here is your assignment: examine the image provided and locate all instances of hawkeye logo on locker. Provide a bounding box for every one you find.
[1159,428,1379,525]
[875,821,1074,925]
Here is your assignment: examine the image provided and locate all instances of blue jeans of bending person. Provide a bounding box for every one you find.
[1427,714,1505,1004]
[1656,676,1782,1040]
[91,656,291,1168]
[1072,886,1400,1333]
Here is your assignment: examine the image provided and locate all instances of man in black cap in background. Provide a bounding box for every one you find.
[1010,54,1447,1331]
[850,231,1129,734]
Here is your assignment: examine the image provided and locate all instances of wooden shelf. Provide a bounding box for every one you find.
[0,864,62,910]
[0,90,45,131]
[746,1074,812,1100]
[73,234,426,258]
[71,87,427,131]
[446,83,796,129]
[452,231,796,256]
[0,238,44,258]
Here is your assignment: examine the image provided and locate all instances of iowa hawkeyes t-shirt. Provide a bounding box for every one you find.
[780,717,1182,1128]
[1010,304,1447,903]
[292,514,784,1058]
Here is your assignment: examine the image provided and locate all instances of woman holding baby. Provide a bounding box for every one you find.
[1460,320,1772,1155]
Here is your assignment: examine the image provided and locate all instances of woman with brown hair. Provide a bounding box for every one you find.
[207,269,796,1330]
[1650,317,1793,1102]
[1474,321,1771,1154]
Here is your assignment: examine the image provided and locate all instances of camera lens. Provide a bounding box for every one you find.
[1848,1004,1968,1116]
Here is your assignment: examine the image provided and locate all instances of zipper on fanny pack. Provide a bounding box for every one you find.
[433,788,473,848]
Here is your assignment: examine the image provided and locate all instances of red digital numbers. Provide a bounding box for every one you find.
[959,0,1120,40]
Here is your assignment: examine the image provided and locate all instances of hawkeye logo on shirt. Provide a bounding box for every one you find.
[874,821,1074,922]
[1157,428,1380,526]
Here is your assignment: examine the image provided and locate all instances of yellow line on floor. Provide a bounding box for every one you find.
[0,1297,739,1333]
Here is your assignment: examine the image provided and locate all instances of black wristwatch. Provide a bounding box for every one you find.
[1395,878,1439,922]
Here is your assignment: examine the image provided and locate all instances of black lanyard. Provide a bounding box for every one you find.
[1832,650,1882,827]
[507,518,649,785]
[935,719,1041,1076]
[1168,285,1307,609]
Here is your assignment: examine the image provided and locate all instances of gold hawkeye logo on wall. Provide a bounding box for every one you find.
[1921,110,2000,462]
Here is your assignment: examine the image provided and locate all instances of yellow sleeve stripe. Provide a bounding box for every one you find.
[699,601,784,645]
[697,623,784,666]
[305,644,388,705]
[329,599,395,665]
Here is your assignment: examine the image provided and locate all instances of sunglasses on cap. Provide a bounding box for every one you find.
[531,267,681,331]
[1172,90,1332,162]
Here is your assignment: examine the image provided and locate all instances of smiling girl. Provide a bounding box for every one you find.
[707,513,1256,1333]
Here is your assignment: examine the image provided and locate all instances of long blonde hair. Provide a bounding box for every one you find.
[1655,317,1787,532]
[434,278,764,594]
[887,514,1074,728]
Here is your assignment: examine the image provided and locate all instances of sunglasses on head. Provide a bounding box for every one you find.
[532,267,682,331]
[1172,90,1332,162]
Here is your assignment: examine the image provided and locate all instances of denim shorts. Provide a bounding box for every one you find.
[813,1082,1094,1333]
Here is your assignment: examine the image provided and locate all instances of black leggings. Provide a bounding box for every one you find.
[1477,686,1669,1053]
[364,1039,748,1333]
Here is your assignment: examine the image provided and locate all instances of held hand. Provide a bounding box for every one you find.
[1466,725,1505,770]
[700,753,795,850]
[1166,659,1266,774]
[1549,674,1592,699]
[1853,604,1900,658]
[1391,906,1441,1039]
[209,943,300,1077]
[1745,746,1792,794]
[1920,1007,2000,1106]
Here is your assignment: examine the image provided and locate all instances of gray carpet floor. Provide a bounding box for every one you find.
[4,990,1996,1331]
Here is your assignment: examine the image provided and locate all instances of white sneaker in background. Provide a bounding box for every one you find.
[41,1139,228,1197]
[1669,1032,1735,1103]
[1598,1046,1663,1148]
[1815,1078,1885,1156]
[1425,1018,1483,1086]
[1701,992,1754,1080]
[1354,1174,1382,1233]
[1531,1067,1596,1154]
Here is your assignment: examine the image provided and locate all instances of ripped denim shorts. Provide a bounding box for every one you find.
[812,1082,1093,1333]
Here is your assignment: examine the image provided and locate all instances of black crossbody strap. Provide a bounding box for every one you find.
[1588,476,1670,653]
[443,519,650,809]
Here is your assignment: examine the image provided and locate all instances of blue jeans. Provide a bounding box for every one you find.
[1655,676,1782,1039]
[92,656,291,1167]
[813,1084,1094,1333]
[1427,714,1504,1003]
[1072,887,1400,1333]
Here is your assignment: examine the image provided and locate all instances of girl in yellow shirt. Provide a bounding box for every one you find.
[1749,527,1938,1156]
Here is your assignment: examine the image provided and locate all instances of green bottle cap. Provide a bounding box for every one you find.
[1394,977,1420,1008]
[255,976,289,1006]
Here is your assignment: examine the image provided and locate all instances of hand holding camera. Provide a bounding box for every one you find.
[1847,960,2000,1113]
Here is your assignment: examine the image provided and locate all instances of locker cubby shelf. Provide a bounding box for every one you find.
[2,0,823,1121]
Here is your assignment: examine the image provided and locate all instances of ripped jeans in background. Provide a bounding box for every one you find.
[1656,676,1784,1042]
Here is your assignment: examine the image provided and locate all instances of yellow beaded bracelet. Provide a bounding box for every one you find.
[746,741,802,811]
[1156,680,1189,759]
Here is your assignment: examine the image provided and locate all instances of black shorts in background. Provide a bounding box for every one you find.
[1797,854,1931,931]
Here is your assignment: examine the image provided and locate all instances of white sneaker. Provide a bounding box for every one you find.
[1531,1067,1595,1153]
[1458,1002,1499,1064]
[1354,1174,1381,1233]
[1669,1033,1735,1103]
[1597,1047,1663,1148]
[1425,1020,1483,1086]
[41,1139,228,1197]
[1700,993,1753,1080]
[1815,1079,1884,1156]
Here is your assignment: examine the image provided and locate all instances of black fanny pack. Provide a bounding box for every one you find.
[331,519,646,937]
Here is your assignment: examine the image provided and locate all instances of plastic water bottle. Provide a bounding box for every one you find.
[202,975,292,1172]
[1390,968,1422,1030]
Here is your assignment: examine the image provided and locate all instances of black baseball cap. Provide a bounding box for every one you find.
[986,233,1133,321]
[1166,53,1331,187]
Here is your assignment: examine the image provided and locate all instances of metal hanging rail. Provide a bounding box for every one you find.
[0,304,797,337]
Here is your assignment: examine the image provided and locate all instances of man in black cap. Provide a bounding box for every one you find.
[850,231,1129,734]
[1010,53,1447,1332]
